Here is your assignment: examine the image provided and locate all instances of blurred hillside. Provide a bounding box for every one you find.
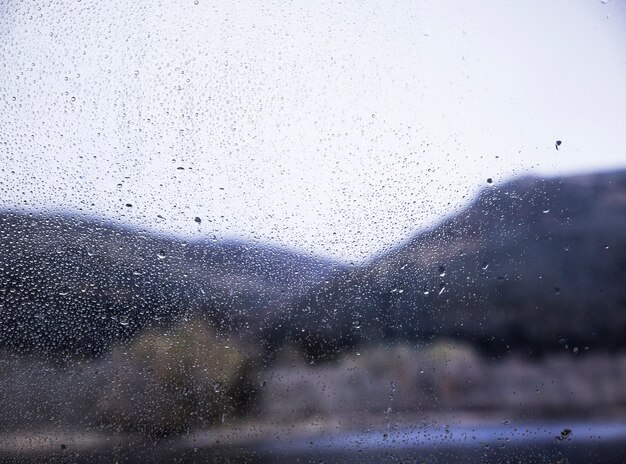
[0,211,342,357]
[270,169,626,359]
[1,169,625,360]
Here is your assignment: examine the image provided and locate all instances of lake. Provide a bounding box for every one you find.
[4,420,624,463]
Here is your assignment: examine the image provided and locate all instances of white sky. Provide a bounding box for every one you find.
[1,0,625,262]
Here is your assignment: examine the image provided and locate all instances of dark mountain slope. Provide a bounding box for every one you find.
[270,170,626,358]
[0,211,341,357]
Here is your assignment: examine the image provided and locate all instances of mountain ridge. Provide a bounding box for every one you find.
[2,168,625,359]
[267,169,626,359]
[0,210,343,356]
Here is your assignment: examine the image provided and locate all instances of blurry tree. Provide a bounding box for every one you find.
[97,314,255,436]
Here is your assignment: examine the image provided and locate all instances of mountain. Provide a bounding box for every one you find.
[0,211,342,357]
[4,169,625,360]
[269,170,626,358]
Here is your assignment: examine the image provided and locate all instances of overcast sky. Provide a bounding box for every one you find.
[1,0,625,262]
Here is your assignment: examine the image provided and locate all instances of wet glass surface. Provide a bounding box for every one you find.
[1,0,626,462]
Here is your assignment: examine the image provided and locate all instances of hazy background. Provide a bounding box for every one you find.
[1,0,625,262]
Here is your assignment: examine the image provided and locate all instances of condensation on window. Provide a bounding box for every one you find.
[1,0,626,462]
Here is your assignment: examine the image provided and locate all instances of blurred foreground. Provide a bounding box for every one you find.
[1,323,626,461]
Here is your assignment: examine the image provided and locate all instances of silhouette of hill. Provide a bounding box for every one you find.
[0,211,342,357]
[270,170,626,358]
[3,169,625,359]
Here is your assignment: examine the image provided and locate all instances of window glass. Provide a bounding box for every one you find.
[1,0,626,462]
